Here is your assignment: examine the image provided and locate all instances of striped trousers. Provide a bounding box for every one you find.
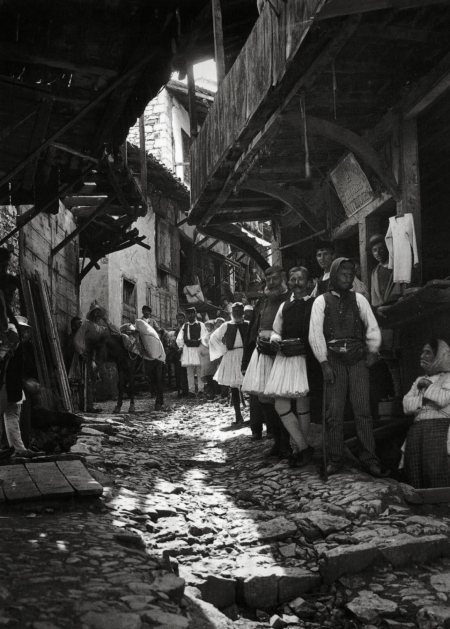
[326,352,379,467]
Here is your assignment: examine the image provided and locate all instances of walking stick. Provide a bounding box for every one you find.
[321,381,328,482]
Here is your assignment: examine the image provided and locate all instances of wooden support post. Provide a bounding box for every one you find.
[358,219,369,287]
[139,115,148,201]
[399,117,422,284]
[212,0,226,85]
[187,63,198,140]
[271,219,282,267]
[51,194,117,257]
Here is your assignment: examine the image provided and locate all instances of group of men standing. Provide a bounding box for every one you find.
[239,238,394,478]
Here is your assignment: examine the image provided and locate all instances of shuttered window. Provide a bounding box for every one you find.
[122,278,136,324]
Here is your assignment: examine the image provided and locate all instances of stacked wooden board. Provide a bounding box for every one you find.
[0,460,102,502]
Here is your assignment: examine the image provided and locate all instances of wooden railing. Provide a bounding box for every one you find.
[190,0,326,208]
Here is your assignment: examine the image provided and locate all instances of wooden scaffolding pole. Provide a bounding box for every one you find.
[212,0,226,85]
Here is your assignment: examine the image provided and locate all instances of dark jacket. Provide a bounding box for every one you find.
[0,307,23,403]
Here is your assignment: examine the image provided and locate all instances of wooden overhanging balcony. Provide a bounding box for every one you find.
[189,0,329,234]
[188,0,450,261]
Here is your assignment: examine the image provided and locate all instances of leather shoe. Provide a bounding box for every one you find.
[264,445,280,457]
[363,464,391,478]
[326,463,342,476]
[298,446,315,467]
[266,432,274,440]
[251,433,262,441]
[0,446,14,460]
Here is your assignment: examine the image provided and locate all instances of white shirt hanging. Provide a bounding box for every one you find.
[385,213,419,284]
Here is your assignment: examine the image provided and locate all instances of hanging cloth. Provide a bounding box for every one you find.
[385,213,419,284]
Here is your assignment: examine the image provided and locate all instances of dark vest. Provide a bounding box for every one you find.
[323,292,363,342]
[317,276,330,296]
[223,321,248,350]
[259,291,290,330]
[183,322,201,347]
[282,299,311,341]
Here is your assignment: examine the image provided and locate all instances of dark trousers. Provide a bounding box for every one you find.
[145,360,164,407]
[326,352,378,467]
[250,394,265,435]
[175,361,188,395]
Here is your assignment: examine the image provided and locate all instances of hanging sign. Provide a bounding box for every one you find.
[330,153,373,217]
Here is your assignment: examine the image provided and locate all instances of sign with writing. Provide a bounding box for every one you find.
[330,153,373,217]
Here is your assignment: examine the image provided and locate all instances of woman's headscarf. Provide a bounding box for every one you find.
[329,257,354,292]
[423,339,450,375]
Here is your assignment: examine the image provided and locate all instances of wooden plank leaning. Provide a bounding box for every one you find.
[20,273,53,409]
[36,274,73,412]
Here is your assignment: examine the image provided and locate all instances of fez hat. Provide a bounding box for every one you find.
[231,302,244,309]
[86,302,106,321]
[244,304,253,311]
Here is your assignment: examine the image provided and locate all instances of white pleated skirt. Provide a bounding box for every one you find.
[241,348,275,396]
[181,346,201,367]
[214,348,244,388]
[264,353,309,399]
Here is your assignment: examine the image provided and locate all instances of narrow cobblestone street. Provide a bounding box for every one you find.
[3,395,450,629]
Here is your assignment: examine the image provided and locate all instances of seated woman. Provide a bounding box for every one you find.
[403,338,450,488]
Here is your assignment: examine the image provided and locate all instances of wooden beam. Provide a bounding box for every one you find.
[357,24,448,45]
[316,0,448,20]
[204,238,220,251]
[22,97,53,190]
[199,226,269,270]
[51,142,98,163]
[212,0,226,84]
[176,216,189,227]
[242,180,322,232]
[105,161,136,216]
[0,165,94,246]
[139,115,148,201]
[0,51,160,190]
[209,210,282,223]
[332,191,392,239]
[63,196,108,208]
[194,235,209,247]
[403,49,450,119]
[187,63,199,140]
[279,229,327,250]
[51,195,117,257]
[70,205,127,218]
[305,116,401,201]
[0,42,118,78]
[0,108,39,144]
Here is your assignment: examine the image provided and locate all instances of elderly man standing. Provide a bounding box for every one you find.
[309,258,387,477]
[176,306,207,397]
[242,265,292,457]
